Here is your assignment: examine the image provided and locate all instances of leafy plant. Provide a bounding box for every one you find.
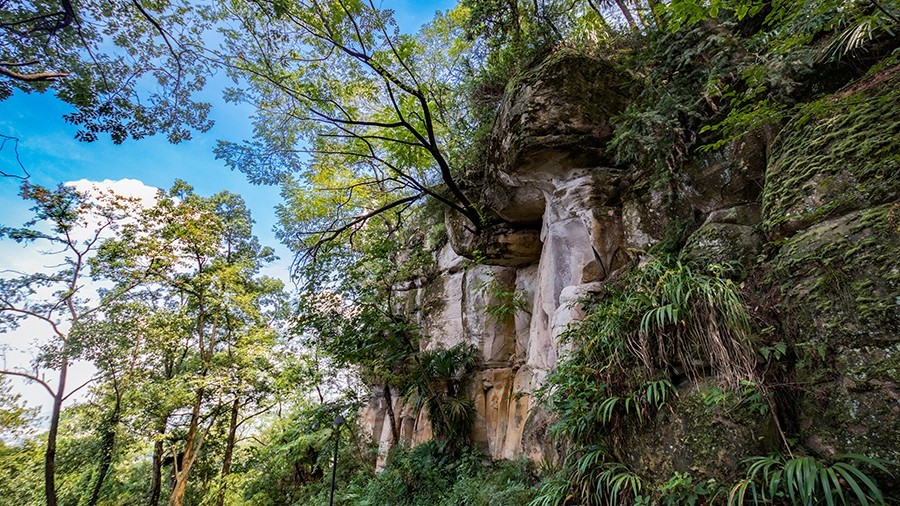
[728,454,894,506]
[475,273,529,323]
[700,380,771,416]
[407,343,480,449]
[658,471,720,506]
[535,254,760,504]
[530,449,646,506]
[598,462,646,505]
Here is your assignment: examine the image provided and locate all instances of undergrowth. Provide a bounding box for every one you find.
[728,454,894,506]
[533,254,760,504]
[315,442,538,506]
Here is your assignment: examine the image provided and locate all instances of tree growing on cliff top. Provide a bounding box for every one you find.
[214,0,486,258]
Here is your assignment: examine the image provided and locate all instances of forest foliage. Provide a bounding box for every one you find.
[2,0,899,504]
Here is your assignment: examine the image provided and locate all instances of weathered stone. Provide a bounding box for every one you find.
[446,210,543,267]
[622,185,671,251]
[681,128,770,216]
[796,343,900,463]
[462,266,518,365]
[762,65,900,237]
[769,204,899,348]
[481,50,634,225]
[622,380,776,483]
[489,49,635,177]
[768,204,900,463]
[513,265,539,363]
[705,203,761,225]
[683,222,762,268]
[360,51,900,487]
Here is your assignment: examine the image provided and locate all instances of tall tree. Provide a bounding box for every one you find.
[211,277,285,506]
[101,181,278,506]
[0,182,144,506]
[71,299,185,506]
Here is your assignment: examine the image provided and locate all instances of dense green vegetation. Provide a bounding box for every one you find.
[2,0,899,504]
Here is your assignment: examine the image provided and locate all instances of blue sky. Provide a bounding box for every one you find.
[0,0,456,420]
[0,0,457,266]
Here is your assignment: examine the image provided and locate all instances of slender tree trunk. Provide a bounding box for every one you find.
[149,417,167,506]
[645,0,663,28]
[614,0,638,27]
[383,382,399,446]
[88,398,121,506]
[168,389,207,506]
[45,359,68,506]
[585,0,612,29]
[509,0,521,46]
[216,398,241,506]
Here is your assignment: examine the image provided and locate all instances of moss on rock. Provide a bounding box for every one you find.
[767,203,899,463]
[795,343,900,463]
[762,65,900,236]
[683,221,762,270]
[622,380,775,485]
[769,203,899,348]
[488,49,636,176]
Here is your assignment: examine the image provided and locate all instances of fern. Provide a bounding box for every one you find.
[728,454,893,506]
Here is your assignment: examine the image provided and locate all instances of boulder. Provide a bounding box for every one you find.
[768,204,900,461]
[683,221,762,269]
[482,50,635,224]
[622,379,776,483]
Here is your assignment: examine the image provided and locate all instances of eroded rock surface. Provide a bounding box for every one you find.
[360,54,900,488]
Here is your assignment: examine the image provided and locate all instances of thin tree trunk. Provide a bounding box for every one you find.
[88,397,121,506]
[645,0,663,28]
[44,358,67,506]
[614,0,638,27]
[168,391,203,506]
[216,398,241,506]
[585,0,612,29]
[149,418,167,506]
[509,0,521,46]
[383,382,399,446]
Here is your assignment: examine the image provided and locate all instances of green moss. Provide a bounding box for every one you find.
[683,222,760,270]
[493,48,635,172]
[794,344,900,461]
[768,202,900,460]
[762,67,900,235]
[620,381,776,486]
[768,203,900,348]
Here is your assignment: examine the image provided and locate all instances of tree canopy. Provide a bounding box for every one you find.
[1,0,216,143]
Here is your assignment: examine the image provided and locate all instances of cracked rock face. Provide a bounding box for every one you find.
[362,54,900,488]
[363,51,638,463]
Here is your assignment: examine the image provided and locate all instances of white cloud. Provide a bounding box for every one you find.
[1,178,162,421]
[66,178,160,208]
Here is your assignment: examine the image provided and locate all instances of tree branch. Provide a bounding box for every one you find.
[0,369,55,397]
[0,65,69,82]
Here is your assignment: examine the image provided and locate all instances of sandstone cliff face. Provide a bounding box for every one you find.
[361,52,900,478]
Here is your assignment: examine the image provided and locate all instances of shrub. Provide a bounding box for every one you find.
[728,454,894,506]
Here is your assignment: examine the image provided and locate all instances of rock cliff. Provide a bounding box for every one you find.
[360,50,900,480]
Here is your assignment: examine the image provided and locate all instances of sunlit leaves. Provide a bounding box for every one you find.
[1,0,216,143]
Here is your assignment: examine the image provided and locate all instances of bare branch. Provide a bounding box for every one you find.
[0,135,31,179]
[0,369,55,397]
[62,374,102,401]
[303,193,423,258]
[0,65,69,82]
